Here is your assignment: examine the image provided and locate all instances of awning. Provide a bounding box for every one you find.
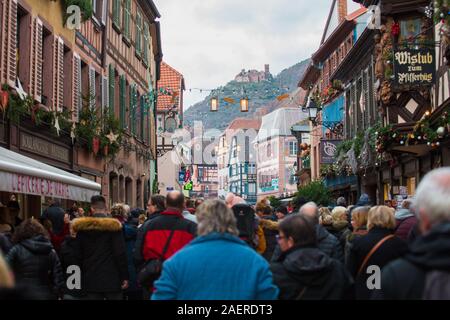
[0,146,101,202]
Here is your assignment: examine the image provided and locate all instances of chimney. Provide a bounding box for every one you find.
[337,0,347,22]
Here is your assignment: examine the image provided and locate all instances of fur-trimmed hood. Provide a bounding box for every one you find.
[72,217,123,233]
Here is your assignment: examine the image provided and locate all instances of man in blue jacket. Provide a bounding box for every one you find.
[152,200,279,300]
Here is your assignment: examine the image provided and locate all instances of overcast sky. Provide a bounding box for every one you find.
[154,0,361,110]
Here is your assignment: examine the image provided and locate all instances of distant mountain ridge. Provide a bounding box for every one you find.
[183,59,310,131]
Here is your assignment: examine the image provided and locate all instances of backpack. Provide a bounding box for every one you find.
[231,204,256,248]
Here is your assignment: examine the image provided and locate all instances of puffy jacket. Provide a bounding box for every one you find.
[271,246,352,300]
[6,235,63,299]
[0,233,12,254]
[372,221,450,300]
[133,208,197,270]
[72,214,129,293]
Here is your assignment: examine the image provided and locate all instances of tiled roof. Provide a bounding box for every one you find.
[157,62,185,111]
[227,118,261,131]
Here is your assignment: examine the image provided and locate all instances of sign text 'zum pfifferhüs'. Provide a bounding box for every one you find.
[393,48,436,86]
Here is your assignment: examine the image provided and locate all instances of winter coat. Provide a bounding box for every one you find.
[346,227,408,299]
[0,232,12,254]
[151,232,279,300]
[328,220,352,249]
[258,217,278,261]
[133,209,197,270]
[271,224,344,264]
[6,235,64,299]
[316,224,345,264]
[123,221,139,293]
[72,214,129,293]
[59,236,84,298]
[344,227,368,265]
[394,209,418,241]
[41,205,65,235]
[372,222,450,300]
[271,245,352,300]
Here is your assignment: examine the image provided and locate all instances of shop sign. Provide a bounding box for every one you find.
[20,132,69,163]
[393,48,436,86]
[320,140,341,164]
[0,171,98,202]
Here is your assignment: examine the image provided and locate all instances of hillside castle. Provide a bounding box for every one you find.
[234,64,272,83]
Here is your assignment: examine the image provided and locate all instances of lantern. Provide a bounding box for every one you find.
[307,97,319,122]
[240,97,249,112]
[210,97,219,112]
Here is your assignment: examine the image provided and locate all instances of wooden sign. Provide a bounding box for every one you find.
[393,48,436,87]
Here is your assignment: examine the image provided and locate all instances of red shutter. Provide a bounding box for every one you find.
[30,17,43,103]
[0,0,17,87]
[52,37,64,111]
[72,53,81,122]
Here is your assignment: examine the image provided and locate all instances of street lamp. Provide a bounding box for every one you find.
[307,97,319,122]
[240,96,249,112]
[210,96,219,112]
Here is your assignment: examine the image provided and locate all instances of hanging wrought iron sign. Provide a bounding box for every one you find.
[320,140,341,164]
[393,48,436,87]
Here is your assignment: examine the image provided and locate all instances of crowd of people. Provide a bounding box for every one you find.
[1,167,450,300]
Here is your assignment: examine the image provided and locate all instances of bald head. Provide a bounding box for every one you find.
[299,202,319,224]
[166,190,185,210]
[225,193,235,208]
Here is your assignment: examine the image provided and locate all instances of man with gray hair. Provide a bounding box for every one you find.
[373,168,450,300]
[299,202,344,264]
[336,197,347,207]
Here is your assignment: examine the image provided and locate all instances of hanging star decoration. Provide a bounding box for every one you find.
[54,117,61,136]
[107,131,119,144]
[15,79,27,101]
[70,123,76,144]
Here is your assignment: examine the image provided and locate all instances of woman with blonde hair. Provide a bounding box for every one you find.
[346,205,408,299]
[345,206,370,264]
[326,206,351,248]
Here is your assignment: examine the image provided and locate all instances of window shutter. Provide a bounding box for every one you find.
[143,22,149,63]
[135,12,142,56]
[52,37,64,112]
[89,66,96,109]
[124,0,130,38]
[129,84,136,135]
[140,93,145,139]
[113,0,120,27]
[101,75,108,115]
[30,17,43,103]
[119,75,126,129]
[108,64,115,115]
[101,0,107,25]
[0,0,17,87]
[72,53,82,122]
[364,69,370,129]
